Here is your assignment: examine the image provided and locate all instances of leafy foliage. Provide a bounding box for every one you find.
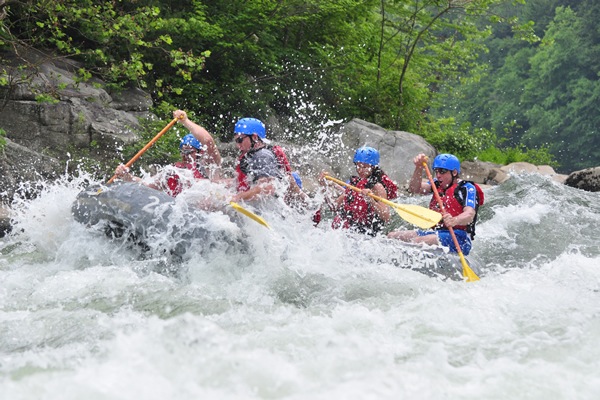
[421,117,557,167]
[438,0,600,172]
[477,144,557,166]
[2,0,561,170]
[0,128,6,152]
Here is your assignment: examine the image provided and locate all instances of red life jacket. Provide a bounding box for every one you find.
[166,162,205,197]
[235,145,291,192]
[333,173,398,235]
[271,145,292,174]
[429,180,484,238]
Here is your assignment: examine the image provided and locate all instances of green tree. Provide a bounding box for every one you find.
[435,0,600,171]
[523,5,600,171]
[345,0,503,132]
[1,0,537,166]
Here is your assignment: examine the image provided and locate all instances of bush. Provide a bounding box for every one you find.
[477,144,558,167]
[0,128,6,152]
[421,119,495,161]
[421,118,558,167]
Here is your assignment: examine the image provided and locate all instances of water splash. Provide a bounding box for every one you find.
[2,170,600,399]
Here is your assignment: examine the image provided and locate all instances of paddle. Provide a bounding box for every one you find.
[229,201,271,229]
[105,115,269,229]
[422,161,480,282]
[323,175,442,229]
[107,116,181,184]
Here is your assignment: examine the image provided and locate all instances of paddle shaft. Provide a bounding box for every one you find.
[107,117,180,184]
[324,175,432,222]
[422,161,479,282]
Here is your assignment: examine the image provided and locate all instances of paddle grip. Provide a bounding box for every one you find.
[107,116,181,184]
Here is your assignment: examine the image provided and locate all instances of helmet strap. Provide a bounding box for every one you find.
[250,134,265,149]
[450,171,458,186]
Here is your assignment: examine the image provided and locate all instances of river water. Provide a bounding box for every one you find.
[1,172,599,399]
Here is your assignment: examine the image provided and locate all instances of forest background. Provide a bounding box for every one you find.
[1,0,598,174]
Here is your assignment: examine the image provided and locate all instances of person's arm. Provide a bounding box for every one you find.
[316,170,345,211]
[113,164,161,190]
[408,153,431,195]
[330,193,345,210]
[361,183,391,222]
[173,110,222,167]
[114,164,140,183]
[442,206,476,228]
[231,177,276,202]
[318,170,344,194]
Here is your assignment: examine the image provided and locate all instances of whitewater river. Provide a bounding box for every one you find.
[1,172,599,399]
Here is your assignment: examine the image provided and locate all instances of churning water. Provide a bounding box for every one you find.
[1,172,599,399]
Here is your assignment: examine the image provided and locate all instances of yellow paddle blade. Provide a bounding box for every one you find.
[391,204,442,229]
[459,252,480,282]
[229,202,271,229]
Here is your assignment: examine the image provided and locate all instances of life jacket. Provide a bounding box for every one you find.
[166,162,205,197]
[235,144,291,192]
[429,180,484,239]
[333,173,398,235]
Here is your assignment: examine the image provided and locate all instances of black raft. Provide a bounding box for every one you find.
[71,182,250,263]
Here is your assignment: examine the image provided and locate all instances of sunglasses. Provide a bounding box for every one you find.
[354,162,372,169]
[434,168,450,174]
[235,136,247,144]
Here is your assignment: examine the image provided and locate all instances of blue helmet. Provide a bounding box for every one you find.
[179,134,202,150]
[234,118,266,139]
[433,153,460,173]
[353,146,380,166]
[291,171,302,189]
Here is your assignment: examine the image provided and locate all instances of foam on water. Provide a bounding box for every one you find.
[1,172,599,399]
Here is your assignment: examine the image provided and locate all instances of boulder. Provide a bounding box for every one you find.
[108,87,153,112]
[487,168,510,185]
[0,204,10,237]
[324,119,435,187]
[0,139,62,201]
[501,162,568,184]
[501,162,539,174]
[461,160,502,184]
[0,48,153,201]
[565,167,600,192]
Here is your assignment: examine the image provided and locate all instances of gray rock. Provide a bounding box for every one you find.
[0,204,11,237]
[0,138,62,201]
[487,168,510,185]
[0,48,153,202]
[565,167,600,192]
[109,87,153,112]
[461,160,502,184]
[500,162,568,184]
[323,118,436,187]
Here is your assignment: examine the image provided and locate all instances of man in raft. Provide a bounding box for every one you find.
[388,153,484,255]
[113,110,222,197]
[227,117,303,206]
[315,146,398,236]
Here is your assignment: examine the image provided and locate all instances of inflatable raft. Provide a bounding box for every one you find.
[374,238,483,281]
[71,182,250,262]
[72,182,482,281]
